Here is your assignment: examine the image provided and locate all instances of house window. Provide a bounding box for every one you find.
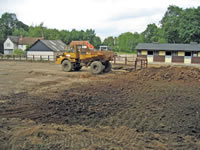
[137,51,141,55]
[148,51,153,55]
[192,52,198,57]
[172,51,178,56]
[166,51,172,56]
[154,51,159,56]
[185,52,191,56]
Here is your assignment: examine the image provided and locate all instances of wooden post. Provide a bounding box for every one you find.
[134,58,137,71]
[20,55,21,61]
[141,60,143,69]
[26,55,28,61]
[114,56,116,64]
[146,59,148,68]
[33,55,35,61]
[40,55,42,61]
[48,55,50,61]
[125,57,127,65]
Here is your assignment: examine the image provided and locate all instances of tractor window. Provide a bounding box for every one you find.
[71,48,75,53]
[81,48,87,54]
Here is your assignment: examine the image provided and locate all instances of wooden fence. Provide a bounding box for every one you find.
[112,55,137,65]
[0,54,148,70]
[0,55,55,62]
[1,55,137,64]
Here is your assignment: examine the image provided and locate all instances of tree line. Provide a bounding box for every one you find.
[0,5,200,53]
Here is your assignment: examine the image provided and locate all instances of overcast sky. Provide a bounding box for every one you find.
[0,0,199,40]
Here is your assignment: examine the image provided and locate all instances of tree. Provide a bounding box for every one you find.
[0,13,18,40]
[91,36,101,48]
[142,23,167,43]
[118,32,135,52]
[0,12,28,40]
[161,5,183,43]
[12,48,26,55]
[103,36,115,47]
[179,7,200,43]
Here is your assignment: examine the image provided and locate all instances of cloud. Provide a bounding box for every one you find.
[0,0,199,40]
[110,8,164,21]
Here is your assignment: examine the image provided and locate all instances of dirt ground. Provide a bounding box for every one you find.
[0,61,200,150]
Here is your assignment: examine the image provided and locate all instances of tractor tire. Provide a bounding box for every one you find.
[74,66,82,71]
[103,61,112,73]
[62,60,72,72]
[90,61,103,74]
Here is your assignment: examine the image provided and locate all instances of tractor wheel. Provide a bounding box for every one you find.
[90,61,103,74]
[62,60,72,72]
[103,61,112,73]
[74,66,82,71]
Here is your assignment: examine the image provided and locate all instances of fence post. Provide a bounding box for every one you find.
[146,59,148,68]
[135,59,137,71]
[20,55,21,61]
[114,56,116,64]
[40,55,42,61]
[48,55,50,62]
[125,57,127,65]
[26,55,28,61]
[33,55,35,61]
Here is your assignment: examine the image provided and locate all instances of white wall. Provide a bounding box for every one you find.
[3,38,18,54]
[4,38,15,50]
[4,49,13,55]
[18,44,27,51]
[27,51,55,61]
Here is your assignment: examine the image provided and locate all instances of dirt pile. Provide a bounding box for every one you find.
[135,66,200,81]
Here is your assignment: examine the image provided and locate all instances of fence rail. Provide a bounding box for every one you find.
[0,55,148,70]
[0,55,55,62]
[112,56,137,65]
[1,55,137,64]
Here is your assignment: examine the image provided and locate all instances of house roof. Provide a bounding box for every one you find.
[19,37,43,45]
[40,40,66,52]
[8,36,43,45]
[8,36,19,44]
[136,43,200,51]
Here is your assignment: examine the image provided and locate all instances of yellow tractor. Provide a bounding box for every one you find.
[56,41,114,74]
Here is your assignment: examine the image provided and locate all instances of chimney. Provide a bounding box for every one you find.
[19,35,24,44]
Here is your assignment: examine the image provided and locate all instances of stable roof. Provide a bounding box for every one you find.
[27,40,66,52]
[136,43,200,51]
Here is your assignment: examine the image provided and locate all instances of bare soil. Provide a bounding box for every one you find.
[0,61,200,150]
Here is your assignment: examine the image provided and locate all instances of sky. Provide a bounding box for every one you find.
[0,0,200,40]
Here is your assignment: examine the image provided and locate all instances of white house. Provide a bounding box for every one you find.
[26,40,66,61]
[3,36,43,54]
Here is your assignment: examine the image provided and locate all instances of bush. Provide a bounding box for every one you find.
[12,49,26,56]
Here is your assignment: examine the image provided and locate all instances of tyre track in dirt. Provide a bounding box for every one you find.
[1,66,200,149]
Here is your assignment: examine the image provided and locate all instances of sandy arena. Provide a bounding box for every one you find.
[0,61,200,150]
